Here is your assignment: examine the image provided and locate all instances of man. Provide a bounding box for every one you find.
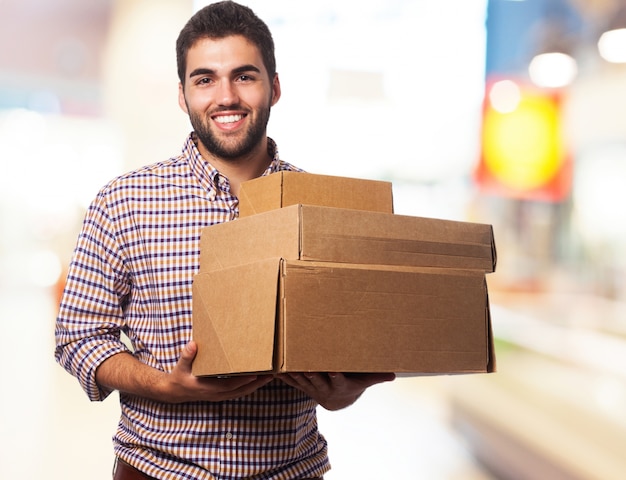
[55,2,394,479]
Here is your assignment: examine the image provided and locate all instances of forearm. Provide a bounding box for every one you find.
[94,342,275,404]
[95,351,170,402]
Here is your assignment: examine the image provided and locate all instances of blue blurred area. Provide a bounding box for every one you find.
[485,0,584,76]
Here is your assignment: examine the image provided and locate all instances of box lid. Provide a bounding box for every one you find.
[199,204,497,273]
[238,171,394,217]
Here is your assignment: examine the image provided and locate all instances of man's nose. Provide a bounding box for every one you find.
[216,80,239,106]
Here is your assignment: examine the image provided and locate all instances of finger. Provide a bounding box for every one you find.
[279,373,320,391]
[220,375,274,399]
[328,372,346,388]
[204,374,263,391]
[354,372,396,388]
[304,373,327,387]
[371,372,396,384]
[177,341,198,373]
[276,374,299,389]
[194,375,272,399]
[286,373,311,388]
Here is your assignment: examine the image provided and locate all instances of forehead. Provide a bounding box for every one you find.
[185,35,266,77]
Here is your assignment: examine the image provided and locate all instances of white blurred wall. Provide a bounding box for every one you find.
[0,2,491,479]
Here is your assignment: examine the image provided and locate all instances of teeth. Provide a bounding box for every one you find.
[214,114,244,124]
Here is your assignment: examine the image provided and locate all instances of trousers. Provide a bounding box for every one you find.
[113,458,323,480]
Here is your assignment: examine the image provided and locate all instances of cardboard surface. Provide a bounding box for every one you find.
[192,258,279,374]
[199,204,497,273]
[238,171,394,217]
[194,172,497,377]
[192,259,494,376]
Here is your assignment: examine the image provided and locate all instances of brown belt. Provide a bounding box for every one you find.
[114,458,322,479]
[113,459,157,480]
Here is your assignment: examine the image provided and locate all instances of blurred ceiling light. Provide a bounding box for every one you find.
[528,52,578,88]
[488,79,521,113]
[597,4,626,64]
[598,28,626,63]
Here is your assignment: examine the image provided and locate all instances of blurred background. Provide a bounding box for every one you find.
[1,0,625,478]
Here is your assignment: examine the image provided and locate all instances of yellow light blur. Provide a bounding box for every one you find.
[483,89,563,191]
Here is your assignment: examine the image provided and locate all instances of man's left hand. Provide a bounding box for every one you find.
[278,372,396,411]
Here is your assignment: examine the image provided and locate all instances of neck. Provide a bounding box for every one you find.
[198,137,272,197]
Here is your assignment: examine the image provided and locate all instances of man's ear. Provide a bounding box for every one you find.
[271,73,281,106]
[178,82,189,114]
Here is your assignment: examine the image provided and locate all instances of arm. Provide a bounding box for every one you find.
[278,372,396,411]
[56,193,272,403]
[95,340,273,403]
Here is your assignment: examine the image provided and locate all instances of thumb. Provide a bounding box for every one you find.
[178,341,198,368]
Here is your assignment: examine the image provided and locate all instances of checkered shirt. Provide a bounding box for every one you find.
[55,134,330,479]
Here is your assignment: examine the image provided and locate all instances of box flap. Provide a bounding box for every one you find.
[489,225,498,273]
[486,288,497,373]
[279,171,393,214]
[238,171,394,217]
[199,204,497,274]
[237,171,284,215]
[198,205,301,273]
[298,205,497,272]
[192,258,281,376]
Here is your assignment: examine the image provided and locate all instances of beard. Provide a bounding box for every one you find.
[188,101,272,161]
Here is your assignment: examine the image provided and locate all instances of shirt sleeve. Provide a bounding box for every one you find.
[54,189,132,401]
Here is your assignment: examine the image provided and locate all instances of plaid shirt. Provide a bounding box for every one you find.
[55,134,330,479]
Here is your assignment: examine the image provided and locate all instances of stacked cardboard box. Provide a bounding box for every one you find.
[192,172,496,377]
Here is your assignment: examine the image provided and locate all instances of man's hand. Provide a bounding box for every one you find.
[163,341,274,403]
[96,341,273,404]
[278,372,396,411]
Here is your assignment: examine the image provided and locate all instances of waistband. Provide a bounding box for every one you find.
[114,457,323,480]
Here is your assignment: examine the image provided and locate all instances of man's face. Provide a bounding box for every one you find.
[178,35,280,162]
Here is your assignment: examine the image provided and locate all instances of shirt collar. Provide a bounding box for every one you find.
[263,137,283,176]
[183,132,282,197]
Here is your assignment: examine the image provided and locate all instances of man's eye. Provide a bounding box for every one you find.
[198,77,212,85]
[237,74,253,82]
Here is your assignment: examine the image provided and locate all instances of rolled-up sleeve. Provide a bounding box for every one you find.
[55,190,131,401]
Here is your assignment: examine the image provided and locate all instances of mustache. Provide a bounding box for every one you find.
[210,106,248,114]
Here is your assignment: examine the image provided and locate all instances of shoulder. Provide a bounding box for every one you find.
[98,155,190,196]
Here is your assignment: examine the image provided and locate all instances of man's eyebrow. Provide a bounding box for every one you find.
[233,64,262,75]
[188,64,262,79]
[188,67,215,78]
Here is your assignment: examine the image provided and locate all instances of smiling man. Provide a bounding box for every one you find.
[179,34,280,194]
[54,2,394,479]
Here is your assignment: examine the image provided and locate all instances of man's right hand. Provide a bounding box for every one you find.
[95,340,273,404]
[164,341,273,403]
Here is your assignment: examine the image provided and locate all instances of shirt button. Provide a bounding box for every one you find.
[225,432,233,440]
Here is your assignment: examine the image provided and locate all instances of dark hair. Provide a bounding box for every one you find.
[176,1,276,85]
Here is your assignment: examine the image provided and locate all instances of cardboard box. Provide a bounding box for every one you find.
[238,171,394,217]
[200,204,497,274]
[192,258,495,376]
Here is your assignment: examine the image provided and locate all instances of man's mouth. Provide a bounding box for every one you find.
[213,114,245,124]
